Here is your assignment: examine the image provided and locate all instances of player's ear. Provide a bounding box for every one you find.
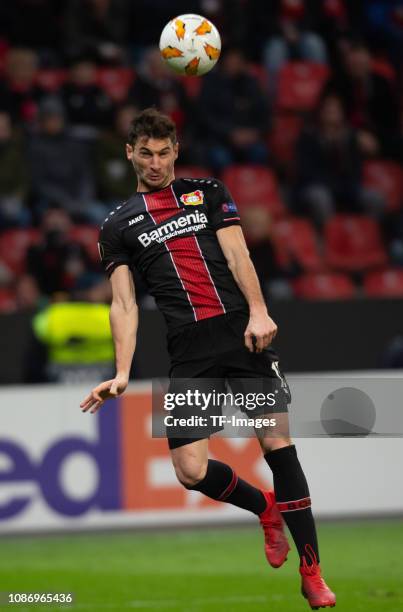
[126,143,133,160]
[173,142,179,160]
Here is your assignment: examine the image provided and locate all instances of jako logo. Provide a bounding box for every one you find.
[128,214,144,226]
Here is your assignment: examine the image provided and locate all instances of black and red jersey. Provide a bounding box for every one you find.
[98,177,248,330]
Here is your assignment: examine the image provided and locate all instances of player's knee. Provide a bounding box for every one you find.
[174,459,207,488]
[261,436,293,452]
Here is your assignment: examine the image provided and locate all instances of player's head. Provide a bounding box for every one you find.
[126,108,178,191]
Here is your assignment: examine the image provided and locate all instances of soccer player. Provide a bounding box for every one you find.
[80,108,336,609]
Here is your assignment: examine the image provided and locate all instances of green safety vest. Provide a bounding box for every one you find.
[33,302,114,365]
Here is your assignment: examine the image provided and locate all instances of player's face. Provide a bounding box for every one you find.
[127,137,178,191]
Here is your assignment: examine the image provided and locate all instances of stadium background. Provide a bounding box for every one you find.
[0,1,402,611]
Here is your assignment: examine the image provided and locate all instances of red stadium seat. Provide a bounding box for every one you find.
[371,58,396,83]
[180,64,269,98]
[363,160,403,212]
[36,69,67,91]
[0,228,41,275]
[96,68,135,102]
[175,165,212,179]
[0,39,8,76]
[273,217,322,272]
[269,113,303,165]
[324,214,388,271]
[69,225,100,263]
[293,272,356,300]
[0,288,17,313]
[363,268,403,298]
[221,164,287,218]
[276,62,329,111]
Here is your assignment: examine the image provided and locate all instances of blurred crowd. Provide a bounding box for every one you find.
[0,0,403,313]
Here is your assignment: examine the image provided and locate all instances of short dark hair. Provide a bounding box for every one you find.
[127,107,177,146]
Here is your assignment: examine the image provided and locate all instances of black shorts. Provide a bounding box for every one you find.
[166,310,291,450]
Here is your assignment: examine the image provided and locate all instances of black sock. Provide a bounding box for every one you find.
[185,459,266,515]
[265,445,320,565]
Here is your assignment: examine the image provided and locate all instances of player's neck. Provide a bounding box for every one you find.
[137,175,175,193]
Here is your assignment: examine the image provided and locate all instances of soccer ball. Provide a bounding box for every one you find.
[159,14,221,77]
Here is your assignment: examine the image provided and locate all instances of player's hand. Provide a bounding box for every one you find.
[244,311,278,353]
[80,375,129,414]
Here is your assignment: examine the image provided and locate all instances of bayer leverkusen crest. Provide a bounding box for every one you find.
[180,190,204,206]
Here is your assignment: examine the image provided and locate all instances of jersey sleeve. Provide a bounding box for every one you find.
[207,179,242,231]
[98,219,131,277]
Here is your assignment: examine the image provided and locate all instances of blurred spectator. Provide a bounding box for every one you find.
[0,0,401,323]
[295,94,385,226]
[321,0,349,34]
[323,40,400,156]
[0,1,63,61]
[389,184,403,265]
[129,48,188,136]
[263,0,327,89]
[313,1,351,71]
[80,278,112,303]
[0,48,45,123]
[0,111,30,228]
[15,274,41,310]
[242,206,296,299]
[62,56,115,137]
[63,0,131,64]
[127,1,201,49]
[195,48,269,171]
[364,1,403,69]
[94,103,137,202]
[27,97,95,220]
[24,207,102,298]
[390,103,403,164]
[0,262,13,288]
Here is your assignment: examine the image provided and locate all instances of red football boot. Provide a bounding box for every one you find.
[300,545,336,609]
[258,489,290,568]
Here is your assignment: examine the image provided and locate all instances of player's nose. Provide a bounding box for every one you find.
[151,155,162,169]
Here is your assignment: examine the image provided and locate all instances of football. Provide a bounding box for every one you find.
[159,13,221,77]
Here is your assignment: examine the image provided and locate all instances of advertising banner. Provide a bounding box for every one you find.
[0,379,402,533]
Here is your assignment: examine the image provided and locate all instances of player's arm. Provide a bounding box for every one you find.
[216,225,277,353]
[80,265,138,413]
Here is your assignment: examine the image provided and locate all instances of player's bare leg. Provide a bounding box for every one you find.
[255,413,336,609]
[170,438,209,487]
[171,437,267,513]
